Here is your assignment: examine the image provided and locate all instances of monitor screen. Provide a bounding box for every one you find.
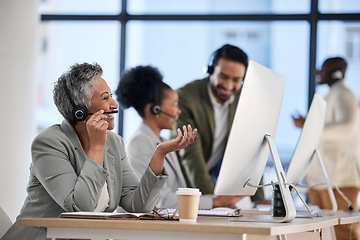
[286,93,327,185]
[214,60,286,196]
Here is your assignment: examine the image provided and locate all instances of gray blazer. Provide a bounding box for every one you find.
[126,123,213,209]
[2,120,167,240]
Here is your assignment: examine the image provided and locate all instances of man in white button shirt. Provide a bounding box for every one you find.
[293,57,360,240]
[171,44,264,202]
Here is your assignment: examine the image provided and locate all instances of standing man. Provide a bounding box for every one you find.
[293,57,360,240]
[172,44,264,202]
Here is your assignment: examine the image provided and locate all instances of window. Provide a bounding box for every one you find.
[38,0,360,174]
[124,21,309,162]
[39,0,121,14]
[127,0,310,14]
[317,21,360,100]
[346,25,360,62]
[319,0,360,13]
[36,20,120,133]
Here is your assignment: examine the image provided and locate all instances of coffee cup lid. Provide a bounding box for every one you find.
[176,188,202,195]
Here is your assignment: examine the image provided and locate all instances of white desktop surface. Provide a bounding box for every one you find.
[18,214,341,240]
[336,211,360,225]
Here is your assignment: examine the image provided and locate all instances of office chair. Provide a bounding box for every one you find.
[0,206,12,238]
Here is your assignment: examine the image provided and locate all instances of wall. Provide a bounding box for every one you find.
[0,0,38,222]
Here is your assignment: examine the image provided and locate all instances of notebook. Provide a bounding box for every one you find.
[59,211,155,220]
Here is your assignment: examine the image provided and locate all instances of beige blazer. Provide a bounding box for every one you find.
[306,80,360,189]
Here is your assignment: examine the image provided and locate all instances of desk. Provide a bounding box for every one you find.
[19,215,339,240]
[337,211,360,225]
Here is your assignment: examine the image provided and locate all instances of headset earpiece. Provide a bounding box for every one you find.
[63,82,89,122]
[207,65,214,75]
[330,70,343,80]
[72,105,88,121]
[150,103,162,115]
[150,84,162,115]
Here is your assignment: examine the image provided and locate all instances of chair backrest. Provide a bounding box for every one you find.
[0,206,12,238]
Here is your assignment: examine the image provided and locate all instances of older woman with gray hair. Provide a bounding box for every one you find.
[2,62,196,240]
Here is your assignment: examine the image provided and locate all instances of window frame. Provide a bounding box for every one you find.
[40,0,360,136]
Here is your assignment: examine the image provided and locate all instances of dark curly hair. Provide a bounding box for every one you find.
[116,65,172,118]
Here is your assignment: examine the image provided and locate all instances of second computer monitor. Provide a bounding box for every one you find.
[286,93,327,185]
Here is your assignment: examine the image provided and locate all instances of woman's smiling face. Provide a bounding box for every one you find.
[88,77,118,130]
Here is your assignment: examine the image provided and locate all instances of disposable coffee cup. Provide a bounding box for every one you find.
[176,188,202,222]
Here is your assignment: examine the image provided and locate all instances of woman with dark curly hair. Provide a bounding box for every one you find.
[116,65,242,209]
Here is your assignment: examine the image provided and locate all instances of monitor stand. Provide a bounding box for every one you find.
[309,149,338,213]
[231,134,296,223]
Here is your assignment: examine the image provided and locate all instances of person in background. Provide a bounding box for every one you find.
[2,62,195,240]
[293,57,360,240]
[170,44,264,202]
[116,65,243,209]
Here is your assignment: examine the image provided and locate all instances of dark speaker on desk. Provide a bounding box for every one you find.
[271,184,286,217]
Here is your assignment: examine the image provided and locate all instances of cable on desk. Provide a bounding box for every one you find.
[332,184,353,211]
[307,183,354,211]
[247,181,320,217]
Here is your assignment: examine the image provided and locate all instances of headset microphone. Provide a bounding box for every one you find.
[150,103,177,119]
[160,111,177,119]
[150,85,177,119]
[87,110,119,115]
[64,83,119,122]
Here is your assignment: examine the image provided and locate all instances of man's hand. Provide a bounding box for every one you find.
[291,115,305,129]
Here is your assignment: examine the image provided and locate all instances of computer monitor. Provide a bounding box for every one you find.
[286,93,326,185]
[286,94,337,212]
[214,60,296,222]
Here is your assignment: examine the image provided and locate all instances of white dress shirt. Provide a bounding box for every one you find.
[206,83,235,171]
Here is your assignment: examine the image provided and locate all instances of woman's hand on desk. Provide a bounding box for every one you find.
[212,195,245,209]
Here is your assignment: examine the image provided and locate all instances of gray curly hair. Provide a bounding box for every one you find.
[53,62,103,124]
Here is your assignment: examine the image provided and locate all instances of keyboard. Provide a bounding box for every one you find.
[198,208,241,217]
[163,208,240,217]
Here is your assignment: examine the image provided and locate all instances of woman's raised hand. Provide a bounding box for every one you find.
[157,124,197,155]
[87,110,109,146]
[149,124,197,175]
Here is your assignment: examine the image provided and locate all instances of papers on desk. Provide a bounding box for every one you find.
[59,211,155,220]
[59,208,261,221]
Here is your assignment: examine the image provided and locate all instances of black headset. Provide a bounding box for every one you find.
[207,45,239,75]
[206,45,248,87]
[206,48,221,75]
[207,45,245,75]
[63,82,89,121]
[150,84,162,115]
